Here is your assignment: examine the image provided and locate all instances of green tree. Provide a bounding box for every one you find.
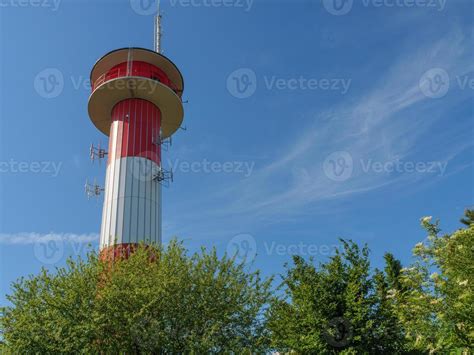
[372,253,408,353]
[267,240,406,354]
[394,216,474,353]
[460,209,474,226]
[0,240,272,353]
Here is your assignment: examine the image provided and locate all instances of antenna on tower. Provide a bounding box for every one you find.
[152,129,172,151]
[152,165,173,188]
[85,178,104,200]
[90,142,108,164]
[154,5,162,53]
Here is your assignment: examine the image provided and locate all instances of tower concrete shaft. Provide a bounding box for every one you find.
[100,99,162,253]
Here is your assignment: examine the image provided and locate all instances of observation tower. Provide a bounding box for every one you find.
[86,14,184,259]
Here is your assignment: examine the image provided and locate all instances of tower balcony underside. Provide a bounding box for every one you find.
[88,76,183,139]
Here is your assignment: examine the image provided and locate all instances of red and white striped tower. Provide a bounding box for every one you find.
[87,22,184,259]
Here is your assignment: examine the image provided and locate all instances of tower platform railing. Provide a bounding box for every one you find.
[92,61,181,95]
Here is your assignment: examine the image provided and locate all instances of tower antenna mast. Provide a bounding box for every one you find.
[154,6,162,53]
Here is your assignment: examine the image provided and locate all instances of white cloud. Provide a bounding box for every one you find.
[162,28,473,241]
[0,233,99,245]
[205,29,473,221]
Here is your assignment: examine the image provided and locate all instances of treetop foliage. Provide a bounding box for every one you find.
[1,240,272,354]
[1,210,473,353]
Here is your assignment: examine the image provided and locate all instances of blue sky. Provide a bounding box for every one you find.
[0,0,473,305]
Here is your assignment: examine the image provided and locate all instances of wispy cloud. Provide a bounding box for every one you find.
[0,233,99,245]
[165,28,473,240]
